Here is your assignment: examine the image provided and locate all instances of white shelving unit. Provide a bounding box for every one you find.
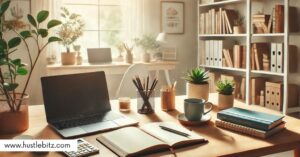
[197,0,298,114]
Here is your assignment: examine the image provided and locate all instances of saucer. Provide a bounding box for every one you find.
[178,113,211,126]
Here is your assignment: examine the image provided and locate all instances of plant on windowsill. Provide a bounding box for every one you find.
[183,67,210,101]
[134,35,160,63]
[216,79,235,110]
[0,0,62,133]
[57,7,84,65]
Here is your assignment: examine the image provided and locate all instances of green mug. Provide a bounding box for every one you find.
[184,98,213,121]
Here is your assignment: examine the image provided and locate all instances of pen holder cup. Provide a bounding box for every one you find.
[137,90,155,114]
[160,89,176,111]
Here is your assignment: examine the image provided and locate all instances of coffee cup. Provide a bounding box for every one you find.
[184,98,213,121]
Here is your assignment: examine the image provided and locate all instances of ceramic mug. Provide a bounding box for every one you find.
[184,98,213,121]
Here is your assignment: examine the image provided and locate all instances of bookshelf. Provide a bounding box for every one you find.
[197,0,299,114]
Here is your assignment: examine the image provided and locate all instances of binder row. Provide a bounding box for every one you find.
[270,43,283,73]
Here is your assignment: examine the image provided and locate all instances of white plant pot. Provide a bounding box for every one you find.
[218,94,234,110]
[233,26,244,34]
[141,52,151,63]
[186,82,209,101]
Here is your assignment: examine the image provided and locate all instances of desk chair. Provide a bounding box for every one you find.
[116,64,156,98]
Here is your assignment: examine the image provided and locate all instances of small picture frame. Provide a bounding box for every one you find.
[160,1,184,34]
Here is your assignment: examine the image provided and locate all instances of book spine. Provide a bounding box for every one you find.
[217,113,269,131]
[216,120,266,138]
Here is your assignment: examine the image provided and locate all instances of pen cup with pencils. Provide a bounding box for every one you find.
[160,88,175,111]
[132,76,158,114]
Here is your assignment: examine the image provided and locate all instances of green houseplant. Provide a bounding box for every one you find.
[0,0,62,133]
[183,67,210,100]
[57,7,84,65]
[134,35,160,63]
[216,80,235,110]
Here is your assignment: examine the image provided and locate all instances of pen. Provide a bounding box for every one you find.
[159,125,190,137]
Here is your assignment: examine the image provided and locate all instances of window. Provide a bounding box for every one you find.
[60,0,124,59]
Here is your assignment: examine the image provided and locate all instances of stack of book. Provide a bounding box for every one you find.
[251,43,270,71]
[216,107,285,138]
[199,8,238,34]
[252,14,271,33]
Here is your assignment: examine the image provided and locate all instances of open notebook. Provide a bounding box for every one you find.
[96,122,207,157]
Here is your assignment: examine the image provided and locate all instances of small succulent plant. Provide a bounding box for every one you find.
[183,67,209,84]
[216,80,235,95]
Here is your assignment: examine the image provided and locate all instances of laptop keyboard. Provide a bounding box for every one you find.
[55,112,124,130]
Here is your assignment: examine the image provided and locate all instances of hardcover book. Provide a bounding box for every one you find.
[217,107,284,131]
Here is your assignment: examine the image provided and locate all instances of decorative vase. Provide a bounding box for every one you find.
[233,26,244,34]
[186,82,209,101]
[218,94,234,110]
[0,93,29,133]
[61,52,76,65]
[141,52,151,63]
[76,53,83,65]
[124,53,133,64]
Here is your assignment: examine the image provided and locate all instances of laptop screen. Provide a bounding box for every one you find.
[41,72,111,123]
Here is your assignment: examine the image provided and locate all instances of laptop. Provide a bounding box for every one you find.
[41,71,138,138]
[87,48,112,64]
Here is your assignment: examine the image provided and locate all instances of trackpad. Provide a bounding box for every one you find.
[59,127,86,137]
[80,121,118,132]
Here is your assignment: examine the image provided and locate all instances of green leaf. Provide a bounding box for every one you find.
[17,67,28,75]
[0,0,10,17]
[37,10,49,23]
[27,14,37,28]
[3,83,18,91]
[20,31,31,39]
[8,37,21,49]
[38,29,48,38]
[48,36,62,43]
[0,58,7,65]
[47,20,62,29]
[11,59,21,66]
[0,39,7,50]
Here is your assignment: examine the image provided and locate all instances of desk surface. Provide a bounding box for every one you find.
[1,94,300,157]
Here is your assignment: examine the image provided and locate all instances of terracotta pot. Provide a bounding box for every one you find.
[0,94,29,133]
[233,26,244,34]
[218,94,234,110]
[61,52,76,65]
[186,82,209,101]
[141,52,151,63]
[124,53,133,64]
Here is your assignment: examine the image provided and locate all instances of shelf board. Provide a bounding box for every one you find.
[251,70,284,76]
[199,34,247,37]
[200,65,246,72]
[252,33,285,37]
[199,0,244,7]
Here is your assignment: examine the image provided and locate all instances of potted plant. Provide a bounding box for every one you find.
[0,0,62,133]
[122,43,133,64]
[58,7,84,65]
[134,35,160,63]
[233,15,245,34]
[216,80,235,110]
[183,67,209,100]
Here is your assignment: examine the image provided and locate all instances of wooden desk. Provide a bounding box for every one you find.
[1,94,300,157]
[47,61,177,86]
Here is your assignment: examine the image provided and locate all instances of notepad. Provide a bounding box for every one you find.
[96,122,207,157]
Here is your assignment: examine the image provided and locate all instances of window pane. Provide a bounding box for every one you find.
[99,0,121,5]
[62,0,98,5]
[99,6,122,30]
[100,31,122,58]
[63,4,98,30]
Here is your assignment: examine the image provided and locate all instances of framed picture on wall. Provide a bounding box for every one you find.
[3,0,31,29]
[160,1,184,34]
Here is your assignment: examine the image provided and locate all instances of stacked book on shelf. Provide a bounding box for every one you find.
[252,5,298,34]
[216,107,286,138]
[199,8,238,34]
[251,43,270,71]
